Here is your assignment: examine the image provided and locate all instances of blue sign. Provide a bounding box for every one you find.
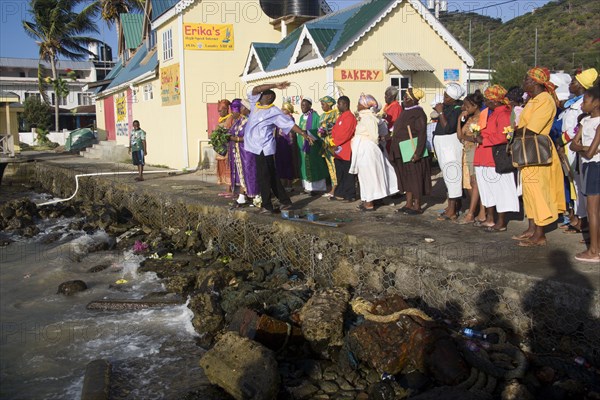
[444,69,460,81]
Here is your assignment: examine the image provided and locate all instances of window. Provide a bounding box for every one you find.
[77,93,93,106]
[149,30,157,49]
[51,93,67,106]
[25,92,41,101]
[143,84,153,101]
[162,29,173,61]
[390,75,411,101]
[19,72,26,77]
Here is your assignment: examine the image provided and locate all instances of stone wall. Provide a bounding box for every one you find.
[7,160,599,364]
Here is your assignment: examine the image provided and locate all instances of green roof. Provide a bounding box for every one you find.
[121,13,144,50]
[252,0,399,73]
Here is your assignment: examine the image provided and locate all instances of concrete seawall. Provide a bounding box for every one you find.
[4,156,599,363]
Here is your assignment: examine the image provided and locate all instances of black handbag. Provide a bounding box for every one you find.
[510,128,553,168]
[492,143,516,174]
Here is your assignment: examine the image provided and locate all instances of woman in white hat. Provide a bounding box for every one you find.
[433,83,466,220]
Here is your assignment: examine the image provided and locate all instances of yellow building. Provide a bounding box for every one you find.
[0,91,21,156]
[94,0,473,169]
[242,0,474,116]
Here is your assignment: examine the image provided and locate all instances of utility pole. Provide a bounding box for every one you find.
[488,32,491,85]
[534,28,538,66]
[469,19,472,52]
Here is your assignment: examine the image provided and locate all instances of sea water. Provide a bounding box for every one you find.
[0,198,206,399]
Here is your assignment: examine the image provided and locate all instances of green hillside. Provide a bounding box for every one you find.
[440,0,600,73]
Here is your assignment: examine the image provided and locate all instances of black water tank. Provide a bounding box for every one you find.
[260,0,284,19]
[283,0,321,16]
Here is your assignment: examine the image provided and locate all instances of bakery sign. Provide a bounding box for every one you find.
[334,69,383,82]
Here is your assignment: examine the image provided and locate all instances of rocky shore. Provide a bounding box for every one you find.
[1,196,599,400]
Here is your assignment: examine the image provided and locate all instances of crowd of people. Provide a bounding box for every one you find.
[210,67,600,263]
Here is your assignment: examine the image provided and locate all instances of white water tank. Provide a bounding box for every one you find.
[440,0,448,12]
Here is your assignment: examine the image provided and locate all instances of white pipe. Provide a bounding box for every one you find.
[37,169,183,207]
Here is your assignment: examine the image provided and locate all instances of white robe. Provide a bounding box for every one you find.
[350,110,399,202]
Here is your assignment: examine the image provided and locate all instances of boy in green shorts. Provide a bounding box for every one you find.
[129,120,147,181]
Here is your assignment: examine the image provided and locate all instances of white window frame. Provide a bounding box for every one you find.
[143,84,153,101]
[77,93,93,106]
[389,74,412,101]
[51,93,68,106]
[162,29,173,61]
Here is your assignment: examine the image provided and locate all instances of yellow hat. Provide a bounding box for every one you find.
[407,87,425,102]
[575,68,598,89]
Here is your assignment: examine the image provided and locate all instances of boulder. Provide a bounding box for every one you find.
[228,308,303,351]
[189,292,224,347]
[58,280,88,295]
[346,296,468,385]
[200,332,280,400]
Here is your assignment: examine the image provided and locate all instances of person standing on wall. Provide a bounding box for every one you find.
[433,83,465,221]
[329,96,357,201]
[129,120,147,182]
[244,82,313,214]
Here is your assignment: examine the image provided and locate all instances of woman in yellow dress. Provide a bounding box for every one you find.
[513,67,566,246]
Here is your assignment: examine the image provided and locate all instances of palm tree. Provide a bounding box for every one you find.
[23,0,99,132]
[99,0,144,54]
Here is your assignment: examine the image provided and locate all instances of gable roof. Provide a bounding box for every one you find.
[151,0,179,22]
[243,0,474,80]
[95,44,158,97]
[121,13,144,50]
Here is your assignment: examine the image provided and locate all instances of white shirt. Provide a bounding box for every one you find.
[580,115,600,163]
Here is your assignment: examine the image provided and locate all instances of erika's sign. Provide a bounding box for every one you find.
[334,69,383,82]
[183,23,234,51]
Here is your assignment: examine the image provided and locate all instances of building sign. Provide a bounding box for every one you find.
[183,23,234,51]
[115,92,128,136]
[334,69,383,82]
[161,64,181,106]
[444,68,460,82]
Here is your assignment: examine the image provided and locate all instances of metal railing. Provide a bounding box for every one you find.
[0,134,14,157]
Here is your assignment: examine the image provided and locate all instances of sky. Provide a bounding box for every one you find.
[0,0,552,61]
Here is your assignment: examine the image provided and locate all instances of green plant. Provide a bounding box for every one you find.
[22,96,52,143]
[492,58,529,89]
[208,125,231,156]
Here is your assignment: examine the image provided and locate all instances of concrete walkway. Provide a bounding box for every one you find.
[5,152,595,293]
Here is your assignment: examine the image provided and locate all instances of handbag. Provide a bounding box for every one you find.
[399,126,428,163]
[492,143,516,174]
[509,127,553,168]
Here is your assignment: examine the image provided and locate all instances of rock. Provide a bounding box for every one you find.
[86,298,184,311]
[22,225,40,237]
[139,258,191,278]
[318,380,339,394]
[196,265,235,293]
[398,371,430,391]
[166,274,196,294]
[347,300,468,384]
[200,332,280,400]
[0,238,14,247]
[81,359,111,400]
[287,382,319,399]
[57,280,87,295]
[228,308,303,351]
[41,232,64,244]
[367,381,396,400]
[228,259,253,273]
[298,287,350,357]
[409,386,492,400]
[336,376,354,391]
[189,292,224,347]
[297,359,322,381]
[88,264,111,273]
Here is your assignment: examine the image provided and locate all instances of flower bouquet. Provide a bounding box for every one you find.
[209,125,230,156]
[503,126,514,141]
[470,123,481,137]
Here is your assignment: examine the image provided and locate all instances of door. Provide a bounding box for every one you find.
[104,96,116,140]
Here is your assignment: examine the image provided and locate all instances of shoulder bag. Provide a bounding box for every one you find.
[492,143,516,174]
[509,127,553,168]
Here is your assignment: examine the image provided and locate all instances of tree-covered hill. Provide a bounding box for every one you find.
[440,0,600,74]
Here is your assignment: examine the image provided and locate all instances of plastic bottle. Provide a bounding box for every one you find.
[381,372,396,381]
[574,356,591,369]
[461,328,488,340]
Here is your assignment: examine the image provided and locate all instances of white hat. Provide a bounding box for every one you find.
[241,99,251,110]
[303,97,313,104]
[550,73,571,101]
[431,94,444,108]
[445,83,465,100]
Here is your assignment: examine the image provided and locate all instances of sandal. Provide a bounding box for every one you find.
[473,221,493,228]
[484,226,507,232]
[511,233,533,241]
[437,214,457,221]
[574,253,600,263]
[564,225,582,234]
[517,239,547,247]
[404,208,423,215]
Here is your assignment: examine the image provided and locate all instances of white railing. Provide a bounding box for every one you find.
[0,134,14,157]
